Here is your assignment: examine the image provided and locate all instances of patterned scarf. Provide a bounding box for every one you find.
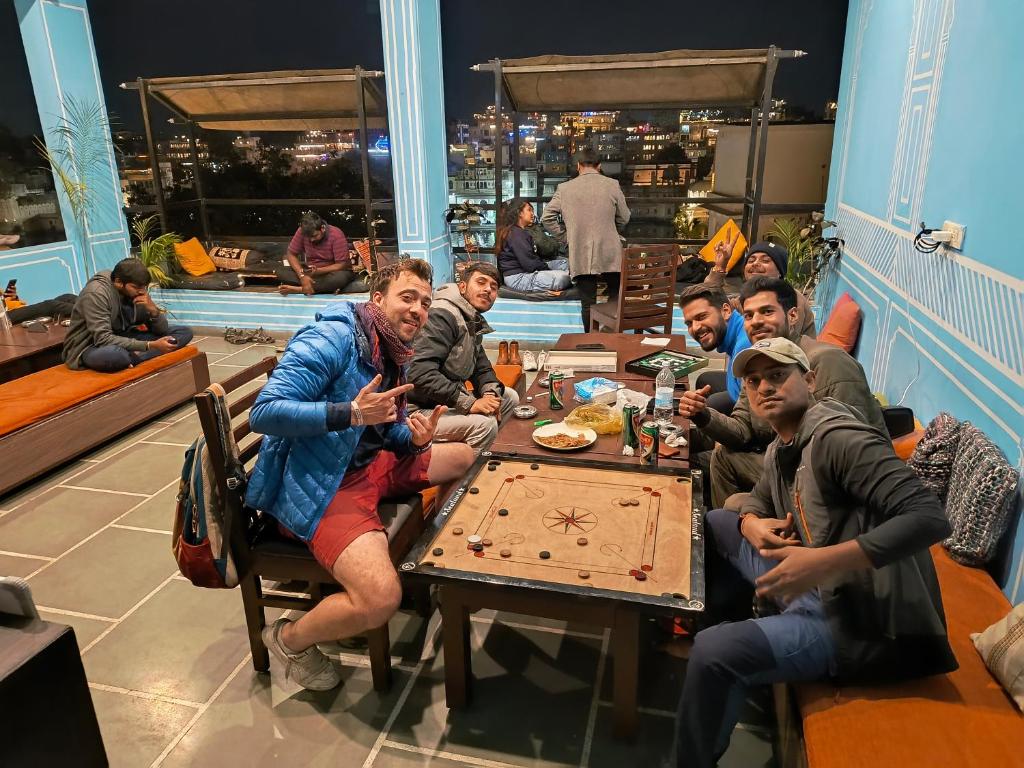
[355,301,414,410]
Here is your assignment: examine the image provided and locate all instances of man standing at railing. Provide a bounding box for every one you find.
[277,211,356,295]
[541,147,631,329]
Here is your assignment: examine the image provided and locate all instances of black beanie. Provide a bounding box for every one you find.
[746,241,789,277]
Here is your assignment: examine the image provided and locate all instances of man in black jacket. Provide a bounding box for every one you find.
[670,337,955,768]
[408,262,518,450]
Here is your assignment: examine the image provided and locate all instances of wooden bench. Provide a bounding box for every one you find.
[0,346,210,496]
[776,546,1023,767]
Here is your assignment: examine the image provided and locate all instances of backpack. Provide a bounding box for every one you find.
[172,383,244,588]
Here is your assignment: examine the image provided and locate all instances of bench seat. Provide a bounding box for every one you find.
[0,347,210,496]
[794,546,1022,768]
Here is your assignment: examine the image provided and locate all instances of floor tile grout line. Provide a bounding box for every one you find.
[0,549,54,562]
[88,681,202,710]
[578,628,611,768]
[79,570,180,656]
[35,605,117,622]
[3,460,114,513]
[58,485,151,498]
[380,741,524,768]
[111,524,172,535]
[150,653,253,768]
[362,623,443,768]
[212,343,259,365]
[139,440,192,448]
[24,477,180,581]
[468,614,604,642]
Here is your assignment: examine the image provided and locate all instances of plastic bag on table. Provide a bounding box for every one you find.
[564,403,622,434]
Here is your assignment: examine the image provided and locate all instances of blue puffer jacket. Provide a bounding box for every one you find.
[244,301,415,541]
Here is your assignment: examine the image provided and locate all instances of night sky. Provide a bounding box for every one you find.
[1,0,848,136]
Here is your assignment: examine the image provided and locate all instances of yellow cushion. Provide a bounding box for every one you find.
[173,238,216,276]
[698,219,748,271]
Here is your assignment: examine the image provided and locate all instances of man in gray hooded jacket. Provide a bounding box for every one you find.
[670,337,955,768]
[62,258,193,372]
[407,262,518,449]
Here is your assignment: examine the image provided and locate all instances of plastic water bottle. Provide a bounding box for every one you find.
[653,361,675,426]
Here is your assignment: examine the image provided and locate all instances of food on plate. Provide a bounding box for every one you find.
[535,432,590,449]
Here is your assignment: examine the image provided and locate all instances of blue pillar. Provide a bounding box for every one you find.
[379,0,451,282]
[10,0,128,302]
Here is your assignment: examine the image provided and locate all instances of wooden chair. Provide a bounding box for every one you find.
[193,356,430,691]
[589,245,680,334]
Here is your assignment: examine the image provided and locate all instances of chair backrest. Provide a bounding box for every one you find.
[193,356,277,573]
[612,244,680,333]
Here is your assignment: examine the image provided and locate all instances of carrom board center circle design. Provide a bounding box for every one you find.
[543,506,598,535]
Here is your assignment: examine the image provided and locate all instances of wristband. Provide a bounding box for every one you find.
[411,439,432,455]
[350,401,364,426]
[712,265,728,274]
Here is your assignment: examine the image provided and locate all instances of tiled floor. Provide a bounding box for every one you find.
[0,334,770,768]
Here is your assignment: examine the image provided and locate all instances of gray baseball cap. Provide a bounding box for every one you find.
[732,337,810,378]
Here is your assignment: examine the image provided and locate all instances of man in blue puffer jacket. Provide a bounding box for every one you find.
[245,259,475,691]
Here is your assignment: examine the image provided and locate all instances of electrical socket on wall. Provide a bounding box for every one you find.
[942,221,966,250]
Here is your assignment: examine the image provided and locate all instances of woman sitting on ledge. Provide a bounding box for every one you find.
[496,198,571,293]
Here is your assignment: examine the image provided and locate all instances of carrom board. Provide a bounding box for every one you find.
[624,349,708,380]
[403,455,705,612]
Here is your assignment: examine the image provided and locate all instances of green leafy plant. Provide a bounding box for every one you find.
[131,214,181,286]
[34,98,112,258]
[767,212,841,297]
[674,205,707,240]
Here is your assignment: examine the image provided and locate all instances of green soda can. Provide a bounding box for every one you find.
[549,371,565,410]
[639,420,659,466]
[622,405,640,451]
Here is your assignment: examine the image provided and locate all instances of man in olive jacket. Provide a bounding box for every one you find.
[671,337,955,768]
[541,147,630,329]
[62,258,192,372]
[407,262,518,450]
[679,276,887,506]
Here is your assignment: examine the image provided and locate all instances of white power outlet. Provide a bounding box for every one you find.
[942,221,966,250]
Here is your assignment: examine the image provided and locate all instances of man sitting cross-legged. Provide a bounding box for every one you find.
[62,258,193,372]
[679,276,886,507]
[669,337,955,768]
[407,262,518,451]
[245,259,475,690]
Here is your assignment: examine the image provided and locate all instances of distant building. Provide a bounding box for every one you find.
[232,136,262,163]
[824,100,838,120]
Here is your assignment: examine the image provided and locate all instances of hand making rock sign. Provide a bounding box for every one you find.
[407,404,447,447]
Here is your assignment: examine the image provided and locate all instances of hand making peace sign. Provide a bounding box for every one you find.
[406,405,447,447]
[353,374,415,425]
[714,228,741,270]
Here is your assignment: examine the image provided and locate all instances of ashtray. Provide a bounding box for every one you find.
[513,405,538,419]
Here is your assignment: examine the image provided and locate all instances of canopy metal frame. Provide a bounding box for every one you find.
[471,46,807,246]
[122,68,391,269]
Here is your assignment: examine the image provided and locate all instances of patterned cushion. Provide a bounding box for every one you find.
[208,246,266,272]
[907,412,963,501]
[972,602,1024,711]
[943,424,1020,566]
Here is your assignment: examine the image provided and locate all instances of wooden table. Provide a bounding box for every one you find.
[402,454,706,739]
[0,323,67,383]
[492,333,697,466]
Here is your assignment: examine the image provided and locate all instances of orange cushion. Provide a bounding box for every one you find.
[0,346,198,437]
[173,237,216,276]
[797,546,1022,768]
[892,425,926,461]
[698,219,747,271]
[819,292,862,352]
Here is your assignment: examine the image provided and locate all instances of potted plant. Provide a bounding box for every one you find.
[766,212,843,298]
[131,214,181,286]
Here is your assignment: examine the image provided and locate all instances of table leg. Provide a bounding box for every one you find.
[611,607,640,739]
[440,587,472,708]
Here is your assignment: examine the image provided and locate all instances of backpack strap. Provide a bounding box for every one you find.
[207,383,245,566]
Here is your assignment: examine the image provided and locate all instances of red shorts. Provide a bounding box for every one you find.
[308,450,432,571]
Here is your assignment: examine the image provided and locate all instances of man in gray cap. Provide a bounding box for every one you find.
[680,276,884,507]
[669,336,953,768]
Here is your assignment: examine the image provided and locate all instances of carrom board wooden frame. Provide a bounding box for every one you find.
[401,453,705,739]
[624,348,709,380]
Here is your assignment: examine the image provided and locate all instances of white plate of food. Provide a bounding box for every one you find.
[531,423,598,452]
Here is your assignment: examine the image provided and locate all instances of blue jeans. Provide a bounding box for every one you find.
[672,508,836,767]
[503,258,572,292]
[80,326,194,373]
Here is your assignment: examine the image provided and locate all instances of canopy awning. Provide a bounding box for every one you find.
[475,49,801,111]
[124,69,387,131]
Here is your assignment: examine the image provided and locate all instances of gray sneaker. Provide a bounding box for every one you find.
[261,618,341,691]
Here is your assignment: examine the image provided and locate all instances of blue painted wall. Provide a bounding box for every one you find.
[827,0,1024,600]
[7,0,128,303]
[379,0,451,281]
